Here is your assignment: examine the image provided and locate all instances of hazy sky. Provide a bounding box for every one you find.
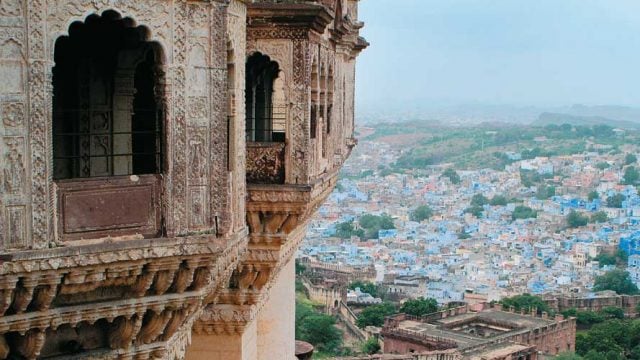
[356,0,640,109]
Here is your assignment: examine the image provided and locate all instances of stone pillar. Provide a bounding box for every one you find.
[187,320,258,360]
[257,255,296,360]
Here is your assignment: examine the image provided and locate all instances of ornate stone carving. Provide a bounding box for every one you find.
[3,136,25,194]
[2,102,25,129]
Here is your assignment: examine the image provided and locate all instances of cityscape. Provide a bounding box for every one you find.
[296,122,640,359]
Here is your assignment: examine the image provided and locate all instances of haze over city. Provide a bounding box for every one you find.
[356,0,640,118]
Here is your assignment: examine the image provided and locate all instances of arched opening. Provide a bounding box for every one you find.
[245,52,286,184]
[52,10,165,179]
[51,11,165,241]
[245,52,281,142]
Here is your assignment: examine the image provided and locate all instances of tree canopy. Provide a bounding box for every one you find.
[442,168,461,184]
[588,190,600,202]
[590,211,608,224]
[490,195,508,206]
[625,153,637,165]
[500,294,551,314]
[348,281,382,298]
[358,214,395,239]
[471,194,489,206]
[410,205,433,222]
[567,210,589,228]
[607,193,625,208]
[593,269,639,295]
[399,297,439,317]
[512,206,537,220]
[623,166,640,185]
[356,302,396,329]
[296,297,343,355]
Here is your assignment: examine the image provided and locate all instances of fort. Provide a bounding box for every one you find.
[0,0,366,359]
[381,304,575,359]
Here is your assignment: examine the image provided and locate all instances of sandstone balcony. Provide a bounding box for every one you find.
[246,142,286,184]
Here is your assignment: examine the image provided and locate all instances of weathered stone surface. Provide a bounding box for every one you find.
[0,0,365,358]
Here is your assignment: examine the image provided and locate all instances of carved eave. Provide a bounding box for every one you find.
[247,3,334,35]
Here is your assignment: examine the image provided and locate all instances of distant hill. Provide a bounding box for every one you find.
[535,112,640,130]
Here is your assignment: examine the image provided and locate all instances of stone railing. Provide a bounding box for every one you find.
[246,142,285,184]
[381,328,458,351]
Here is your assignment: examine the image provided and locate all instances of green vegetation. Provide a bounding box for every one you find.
[593,270,639,295]
[520,169,553,187]
[360,338,381,355]
[336,214,395,240]
[373,122,634,172]
[356,302,396,329]
[561,307,625,326]
[296,294,344,356]
[624,166,640,185]
[490,195,509,206]
[594,250,628,268]
[500,294,551,314]
[358,214,395,239]
[536,184,556,200]
[588,190,600,201]
[574,318,640,359]
[596,162,612,170]
[399,297,439,317]
[591,211,609,224]
[348,281,383,299]
[442,168,461,184]
[335,220,364,239]
[625,153,637,165]
[410,205,433,222]
[471,194,489,206]
[567,210,589,228]
[512,206,537,220]
[607,193,626,208]
[464,205,484,218]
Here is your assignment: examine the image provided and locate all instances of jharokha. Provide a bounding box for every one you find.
[0,0,367,359]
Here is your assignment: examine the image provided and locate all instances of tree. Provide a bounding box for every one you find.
[607,193,625,208]
[593,269,639,295]
[500,294,551,314]
[297,314,343,354]
[471,194,489,207]
[442,168,461,184]
[600,307,625,320]
[596,162,611,170]
[465,205,484,218]
[410,205,433,222]
[512,206,537,220]
[626,153,637,165]
[536,185,556,200]
[624,166,640,185]
[335,221,364,239]
[567,210,589,228]
[490,195,508,206]
[356,302,396,328]
[400,297,439,317]
[590,211,608,224]
[360,337,381,355]
[296,299,344,355]
[588,191,600,202]
[348,281,380,298]
[358,214,395,240]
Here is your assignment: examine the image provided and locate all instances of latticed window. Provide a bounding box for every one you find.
[52,11,164,180]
